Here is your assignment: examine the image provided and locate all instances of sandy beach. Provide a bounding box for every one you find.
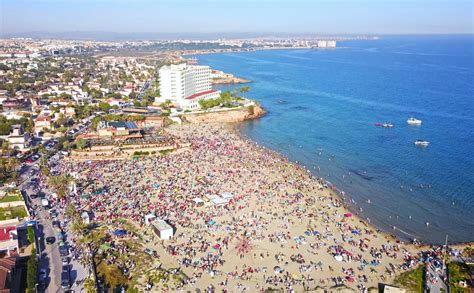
[49,122,441,291]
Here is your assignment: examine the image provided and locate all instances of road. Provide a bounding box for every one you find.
[137,79,152,101]
[18,122,92,292]
[425,262,448,292]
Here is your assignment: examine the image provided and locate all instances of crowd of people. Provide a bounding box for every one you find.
[46,123,448,291]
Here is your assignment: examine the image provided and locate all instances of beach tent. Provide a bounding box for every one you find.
[204,194,218,201]
[144,213,156,225]
[211,197,228,206]
[344,213,353,218]
[114,229,127,237]
[81,211,90,224]
[192,197,204,206]
[221,192,233,200]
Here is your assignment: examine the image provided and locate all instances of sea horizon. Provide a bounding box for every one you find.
[192,34,474,244]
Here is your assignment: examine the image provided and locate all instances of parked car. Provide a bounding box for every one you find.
[61,271,70,289]
[61,257,69,266]
[46,236,55,244]
[59,245,69,257]
[39,268,47,282]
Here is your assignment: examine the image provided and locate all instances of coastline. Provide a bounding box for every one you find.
[187,48,474,246]
[211,76,252,85]
[231,123,413,246]
[232,122,473,248]
[59,121,472,291]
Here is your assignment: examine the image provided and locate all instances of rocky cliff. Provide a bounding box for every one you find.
[182,105,265,124]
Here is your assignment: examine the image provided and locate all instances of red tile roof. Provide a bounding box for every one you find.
[185,90,217,100]
[35,116,51,122]
[0,227,16,242]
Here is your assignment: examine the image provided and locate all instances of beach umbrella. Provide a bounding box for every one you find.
[273,266,282,274]
[114,229,127,237]
[334,255,343,262]
[313,231,319,235]
[344,213,352,218]
[305,231,311,236]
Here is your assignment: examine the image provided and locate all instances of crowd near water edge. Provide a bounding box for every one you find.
[193,35,474,244]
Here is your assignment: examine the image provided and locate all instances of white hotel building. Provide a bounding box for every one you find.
[156,63,220,110]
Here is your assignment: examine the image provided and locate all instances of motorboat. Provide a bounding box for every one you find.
[407,117,422,125]
[414,140,430,146]
[382,122,394,128]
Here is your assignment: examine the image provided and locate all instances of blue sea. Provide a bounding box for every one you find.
[193,35,474,244]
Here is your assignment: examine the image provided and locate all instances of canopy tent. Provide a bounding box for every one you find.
[221,192,233,200]
[204,194,218,201]
[144,213,156,225]
[192,197,204,204]
[211,197,229,206]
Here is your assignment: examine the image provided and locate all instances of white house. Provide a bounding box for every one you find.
[7,125,31,152]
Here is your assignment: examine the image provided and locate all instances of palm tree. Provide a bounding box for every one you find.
[239,86,250,95]
[47,175,72,200]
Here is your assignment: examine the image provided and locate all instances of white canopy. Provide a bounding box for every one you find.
[221,192,233,199]
[192,197,204,204]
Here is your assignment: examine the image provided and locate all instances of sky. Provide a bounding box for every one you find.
[0,0,473,37]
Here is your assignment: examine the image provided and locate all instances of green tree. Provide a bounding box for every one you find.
[27,226,35,245]
[84,277,96,293]
[0,123,11,135]
[47,175,72,200]
[26,251,38,292]
[56,113,68,126]
[96,262,127,290]
[98,102,111,113]
[76,138,87,150]
[239,86,250,95]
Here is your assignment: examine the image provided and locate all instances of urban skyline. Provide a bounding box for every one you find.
[1,0,473,38]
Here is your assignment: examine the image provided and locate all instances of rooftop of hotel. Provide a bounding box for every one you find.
[185,89,218,100]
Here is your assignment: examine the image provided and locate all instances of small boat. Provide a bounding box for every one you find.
[407,117,422,125]
[382,122,394,128]
[414,140,430,146]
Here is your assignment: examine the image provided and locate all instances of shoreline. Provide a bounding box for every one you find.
[231,122,474,247]
[187,50,473,247]
[230,124,412,246]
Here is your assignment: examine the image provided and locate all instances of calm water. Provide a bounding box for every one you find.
[193,35,474,244]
